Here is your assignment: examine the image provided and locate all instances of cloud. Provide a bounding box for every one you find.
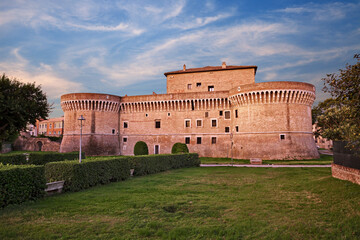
[171,13,232,30]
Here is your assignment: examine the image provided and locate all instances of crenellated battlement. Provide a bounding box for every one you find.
[61,99,121,112]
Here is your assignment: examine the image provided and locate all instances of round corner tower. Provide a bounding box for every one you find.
[60,93,121,155]
[229,81,319,160]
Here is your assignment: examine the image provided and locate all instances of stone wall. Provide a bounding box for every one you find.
[13,137,60,152]
[332,163,360,185]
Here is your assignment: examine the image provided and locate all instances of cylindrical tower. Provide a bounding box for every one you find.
[229,81,319,160]
[60,93,121,156]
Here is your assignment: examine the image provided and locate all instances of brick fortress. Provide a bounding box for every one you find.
[60,62,319,160]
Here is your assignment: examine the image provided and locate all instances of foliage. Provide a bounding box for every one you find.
[134,141,149,155]
[314,54,360,151]
[0,74,50,144]
[130,153,200,176]
[0,164,45,208]
[45,158,130,192]
[171,142,189,154]
[0,151,83,165]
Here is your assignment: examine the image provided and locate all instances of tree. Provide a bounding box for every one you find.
[0,74,50,143]
[314,54,360,151]
[171,142,189,154]
[134,141,149,155]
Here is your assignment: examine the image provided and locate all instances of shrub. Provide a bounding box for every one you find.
[45,158,130,192]
[0,154,27,165]
[130,153,200,176]
[0,151,84,165]
[0,164,46,208]
[171,143,189,154]
[134,141,149,155]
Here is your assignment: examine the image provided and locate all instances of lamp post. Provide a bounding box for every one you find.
[78,115,85,163]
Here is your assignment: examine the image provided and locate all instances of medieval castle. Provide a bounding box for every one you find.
[60,62,319,160]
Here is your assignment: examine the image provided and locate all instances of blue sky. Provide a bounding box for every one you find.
[1,0,359,118]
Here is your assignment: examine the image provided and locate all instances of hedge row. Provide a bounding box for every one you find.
[45,158,130,192]
[0,164,46,208]
[130,153,200,176]
[0,152,84,165]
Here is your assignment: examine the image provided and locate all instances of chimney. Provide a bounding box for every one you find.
[222,62,226,69]
[183,64,186,71]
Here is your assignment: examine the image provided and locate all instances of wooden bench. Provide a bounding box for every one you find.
[45,180,65,195]
[250,158,262,165]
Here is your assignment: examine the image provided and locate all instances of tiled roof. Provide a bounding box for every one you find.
[164,65,257,76]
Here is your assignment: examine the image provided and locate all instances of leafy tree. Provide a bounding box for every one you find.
[134,141,149,155]
[314,54,360,151]
[0,74,50,144]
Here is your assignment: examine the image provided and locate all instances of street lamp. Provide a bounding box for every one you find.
[78,115,85,163]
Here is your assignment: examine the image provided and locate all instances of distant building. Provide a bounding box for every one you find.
[313,124,333,150]
[36,117,64,137]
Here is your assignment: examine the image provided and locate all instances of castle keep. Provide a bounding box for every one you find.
[60,63,319,159]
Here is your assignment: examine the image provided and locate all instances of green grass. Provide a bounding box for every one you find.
[200,154,333,165]
[1,167,359,239]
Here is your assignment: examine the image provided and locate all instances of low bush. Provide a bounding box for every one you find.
[134,141,149,155]
[130,153,200,176]
[0,164,46,208]
[0,154,27,165]
[0,151,84,165]
[45,158,130,192]
[171,143,189,154]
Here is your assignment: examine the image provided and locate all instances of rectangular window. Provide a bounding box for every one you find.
[50,124,52,129]
[211,119,217,127]
[185,119,191,128]
[154,145,160,154]
[196,119,202,127]
[235,126,239,132]
[123,137,128,143]
[123,122,128,128]
[196,82,201,87]
[185,137,190,144]
[211,137,216,144]
[187,84,192,90]
[208,86,214,92]
[155,120,161,128]
[205,112,209,118]
[219,111,223,116]
[197,137,202,144]
[112,129,116,134]
[280,134,286,140]
[58,131,61,134]
[225,127,230,133]
[235,109,238,118]
[225,111,231,119]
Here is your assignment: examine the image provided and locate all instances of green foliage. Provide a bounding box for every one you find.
[45,158,130,192]
[134,141,149,155]
[130,153,200,176]
[0,151,83,165]
[0,74,50,144]
[0,164,45,208]
[314,54,360,152]
[171,142,189,154]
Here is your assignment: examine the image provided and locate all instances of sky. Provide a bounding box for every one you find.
[0,0,359,118]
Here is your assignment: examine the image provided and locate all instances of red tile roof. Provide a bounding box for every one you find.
[164,65,257,76]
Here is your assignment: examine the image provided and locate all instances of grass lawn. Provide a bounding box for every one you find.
[200,154,333,165]
[1,167,359,239]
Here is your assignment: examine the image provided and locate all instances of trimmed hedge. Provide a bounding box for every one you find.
[134,141,149,155]
[45,158,130,192]
[0,164,46,208]
[171,142,189,154]
[0,152,84,165]
[130,153,200,176]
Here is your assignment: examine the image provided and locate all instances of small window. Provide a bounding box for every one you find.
[196,119,202,127]
[225,111,231,119]
[196,82,201,87]
[211,137,216,144]
[211,119,217,127]
[235,109,238,118]
[205,112,209,118]
[219,111,223,116]
[225,127,230,133]
[112,129,115,134]
[280,134,285,140]
[208,86,214,92]
[145,113,148,117]
[197,137,202,144]
[58,131,61,134]
[49,132,52,135]
[185,119,191,128]
[185,137,190,144]
[167,112,171,116]
[155,120,161,128]
[154,145,160,154]
[124,122,128,128]
[123,137,127,143]
[187,84,192,90]
[235,126,239,132]
[50,124,52,129]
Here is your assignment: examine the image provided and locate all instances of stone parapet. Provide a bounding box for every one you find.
[332,163,360,185]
